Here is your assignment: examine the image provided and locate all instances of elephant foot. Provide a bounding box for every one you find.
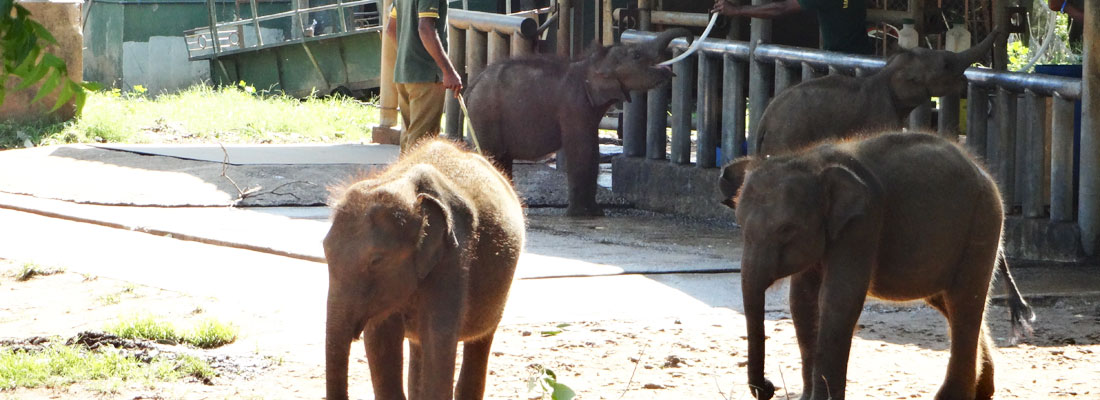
[565,204,604,217]
[749,378,776,400]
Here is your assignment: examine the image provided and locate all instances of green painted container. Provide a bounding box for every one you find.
[83,0,293,94]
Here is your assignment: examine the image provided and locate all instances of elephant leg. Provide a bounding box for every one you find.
[364,313,407,400]
[417,273,465,399]
[408,342,423,400]
[455,332,496,400]
[810,249,874,400]
[935,249,996,400]
[790,267,823,400]
[974,326,995,400]
[561,121,602,217]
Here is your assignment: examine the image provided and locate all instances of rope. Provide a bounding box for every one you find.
[455,93,484,155]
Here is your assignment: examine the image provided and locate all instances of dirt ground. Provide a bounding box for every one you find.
[1,259,1098,400]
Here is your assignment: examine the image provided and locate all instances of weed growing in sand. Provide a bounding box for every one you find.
[184,319,238,349]
[14,262,64,281]
[0,343,213,389]
[527,365,576,400]
[105,315,238,349]
[105,315,181,344]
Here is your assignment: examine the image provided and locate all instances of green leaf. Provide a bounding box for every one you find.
[1,0,15,23]
[81,81,103,91]
[28,20,56,45]
[31,70,60,104]
[73,86,88,115]
[550,382,576,400]
[49,80,75,112]
[14,59,51,90]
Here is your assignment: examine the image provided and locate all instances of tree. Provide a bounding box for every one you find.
[1,0,97,115]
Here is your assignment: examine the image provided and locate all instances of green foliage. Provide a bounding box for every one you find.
[540,323,572,337]
[0,0,98,114]
[1008,5,1083,72]
[105,314,238,349]
[527,366,576,400]
[0,83,377,149]
[184,319,239,349]
[0,343,214,389]
[105,315,181,344]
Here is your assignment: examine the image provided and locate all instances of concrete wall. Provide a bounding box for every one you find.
[613,156,1089,263]
[1,0,83,122]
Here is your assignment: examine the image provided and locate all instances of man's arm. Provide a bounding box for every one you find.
[712,0,802,19]
[417,17,462,94]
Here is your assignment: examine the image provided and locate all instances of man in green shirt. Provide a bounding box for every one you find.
[385,0,462,152]
[712,0,873,55]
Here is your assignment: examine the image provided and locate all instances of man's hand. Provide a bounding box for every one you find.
[712,0,739,16]
[442,67,463,96]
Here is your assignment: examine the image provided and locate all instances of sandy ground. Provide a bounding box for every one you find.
[1,259,1098,400]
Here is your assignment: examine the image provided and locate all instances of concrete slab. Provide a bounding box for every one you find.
[0,145,625,208]
[0,208,773,332]
[0,193,734,278]
[92,143,400,165]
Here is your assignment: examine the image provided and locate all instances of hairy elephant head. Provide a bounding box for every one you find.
[718,155,876,399]
[322,172,461,399]
[886,28,1002,109]
[582,28,694,107]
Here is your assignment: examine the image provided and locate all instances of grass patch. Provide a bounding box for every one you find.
[185,319,239,349]
[15,262,64,281]
[105,315,238,349]
[0,343,214,390]
[0,83,378,149]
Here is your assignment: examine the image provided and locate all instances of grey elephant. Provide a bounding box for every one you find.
[718,132,1034,400]
[464,28,694,217]
[756,30,1001,155]
[323,139,525,400]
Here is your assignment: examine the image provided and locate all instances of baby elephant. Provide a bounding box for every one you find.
[718,132,1034,400]
[323,139,525,400]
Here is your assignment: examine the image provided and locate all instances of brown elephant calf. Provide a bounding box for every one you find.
[718,132,1034,400]
[323,139,525,400]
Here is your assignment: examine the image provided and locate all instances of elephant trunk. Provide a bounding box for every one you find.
[951,28,1000,73]
[742,266,776,400]
[325,295,359,400]
[645,28,694,60]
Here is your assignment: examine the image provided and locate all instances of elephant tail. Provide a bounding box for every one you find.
[997,252,1036,340]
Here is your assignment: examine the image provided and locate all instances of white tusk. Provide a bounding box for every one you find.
[657,12,719,67]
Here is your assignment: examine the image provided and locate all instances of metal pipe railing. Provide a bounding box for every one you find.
[619,28,1087,240]
[622,30,1084,100]
[212,0,376,30]
[449,9,538,39]
[442,9,538,141]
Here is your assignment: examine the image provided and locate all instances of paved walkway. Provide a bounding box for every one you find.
[0,143,1096,334]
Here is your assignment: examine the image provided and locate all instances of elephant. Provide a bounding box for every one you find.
[756,29,1002,156]
[323,139,526,400]
[463,28,694,217]
[717,132,1035,400]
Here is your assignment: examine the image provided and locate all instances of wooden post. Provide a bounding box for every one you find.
[1079,0,1100,254]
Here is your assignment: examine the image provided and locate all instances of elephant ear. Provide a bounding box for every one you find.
[414,194,459,280]
[822,165,871,240]
[717,157,754,209]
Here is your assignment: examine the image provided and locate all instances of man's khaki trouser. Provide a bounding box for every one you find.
[395,82,446,153]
